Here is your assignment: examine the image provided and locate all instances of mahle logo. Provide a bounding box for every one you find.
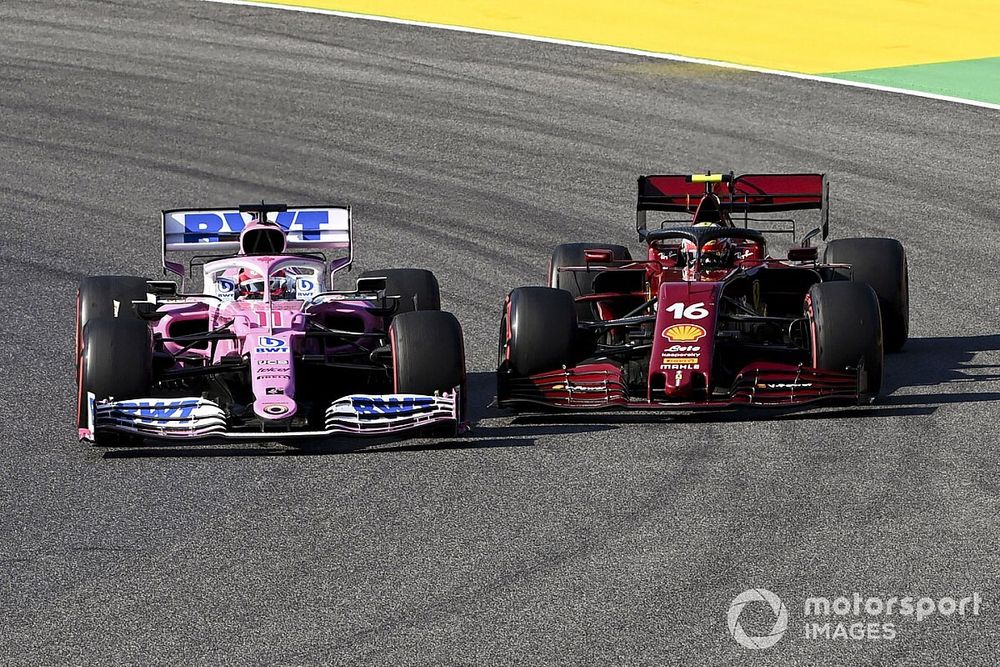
[728,588,788,649]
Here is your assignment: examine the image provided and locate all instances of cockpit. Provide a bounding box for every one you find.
[203,257,326,302]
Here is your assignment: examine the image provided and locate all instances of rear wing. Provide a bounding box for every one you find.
[637,173,829,240]
[161,205,352,276]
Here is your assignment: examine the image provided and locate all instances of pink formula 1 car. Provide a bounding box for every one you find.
[76,203,465,445]
[497,172,909,411]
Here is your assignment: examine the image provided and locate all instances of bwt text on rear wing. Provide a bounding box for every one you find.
[636,172,829,240]
[160,205,352,276]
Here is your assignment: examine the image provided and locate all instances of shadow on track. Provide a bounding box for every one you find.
[100,437,538,460]
[882,334,1000,406]
[509,335,1000,426]
[508,405,936,427]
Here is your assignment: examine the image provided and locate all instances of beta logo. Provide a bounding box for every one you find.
[351,396,433,416]
[255,336,288,354]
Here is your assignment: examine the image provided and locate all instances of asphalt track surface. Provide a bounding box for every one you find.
[2,1,999,664]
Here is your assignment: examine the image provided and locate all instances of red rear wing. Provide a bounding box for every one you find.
[638,173,826,212]
[636,172,829,239]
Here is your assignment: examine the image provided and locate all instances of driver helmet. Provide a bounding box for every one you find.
[237,268,288,299]
[694,222,734,269]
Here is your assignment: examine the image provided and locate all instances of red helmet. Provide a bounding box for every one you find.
[692,222,734,269]
[701,237,734,269]
[237,268,288,299]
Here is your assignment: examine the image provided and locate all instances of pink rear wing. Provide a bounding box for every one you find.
[161,205,351,276]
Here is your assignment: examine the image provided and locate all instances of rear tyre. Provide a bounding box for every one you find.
[807,282,883,398]
[360,268,441,314]
[548,243,632,320]
[499,286,577,377]
[78,317,153,445]
[390,310,466,431]
[824,238,908,352]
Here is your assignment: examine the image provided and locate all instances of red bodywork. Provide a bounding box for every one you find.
[498,172,864,410]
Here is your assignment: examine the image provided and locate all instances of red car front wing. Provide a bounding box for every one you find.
[498,361,866,410]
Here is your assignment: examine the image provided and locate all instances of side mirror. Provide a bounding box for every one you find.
[133,301,164,321]
[145,280,177,296]
[584,249,614,263]
[800,227,821,247]
[354,276,387,293]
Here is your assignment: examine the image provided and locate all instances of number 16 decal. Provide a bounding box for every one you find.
[664,302,709,319]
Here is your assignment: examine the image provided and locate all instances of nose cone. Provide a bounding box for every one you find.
[249,334,298,421]
[253,394,298,421]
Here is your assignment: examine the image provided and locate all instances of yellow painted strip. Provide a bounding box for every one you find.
[250,0,1000,73]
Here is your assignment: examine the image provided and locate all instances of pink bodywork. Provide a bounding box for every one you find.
[81,208,462,442]
[155,253,381,422]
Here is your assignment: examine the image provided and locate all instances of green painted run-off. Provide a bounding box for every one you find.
[826,57,1000,106]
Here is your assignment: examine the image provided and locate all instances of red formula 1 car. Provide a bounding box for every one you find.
[497,172,909,410]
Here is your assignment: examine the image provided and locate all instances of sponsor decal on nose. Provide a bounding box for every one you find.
[662,324,707,342]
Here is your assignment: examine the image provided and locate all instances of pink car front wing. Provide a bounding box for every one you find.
[79,389,461,442]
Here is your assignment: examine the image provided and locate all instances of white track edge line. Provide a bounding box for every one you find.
[199,0,1000,112]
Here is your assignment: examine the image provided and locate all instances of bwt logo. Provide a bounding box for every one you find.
[255,336,287,353]
[133,404,197,420]
[352,397,433,415]
[728,589,788,649]
[182,210,330,242]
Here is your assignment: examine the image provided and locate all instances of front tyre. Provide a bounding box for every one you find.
[807,282,884,399]
[76,275,148,381]
[390,310,467,430]
[78,317,153,445]
[77,275,148,328]
[498,286,578,378]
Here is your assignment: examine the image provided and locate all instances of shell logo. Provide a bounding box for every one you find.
[662,324,707,342]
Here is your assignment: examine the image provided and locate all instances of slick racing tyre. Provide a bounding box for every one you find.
[807,282,884,398]
[360,268,441,313]
[390,310,467,429]
[499,286,577,377]
[548,243,632,320]
[77,275,148,328]
[78,317,153,445]
[824,238,908,352]
[76,275,148,382]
